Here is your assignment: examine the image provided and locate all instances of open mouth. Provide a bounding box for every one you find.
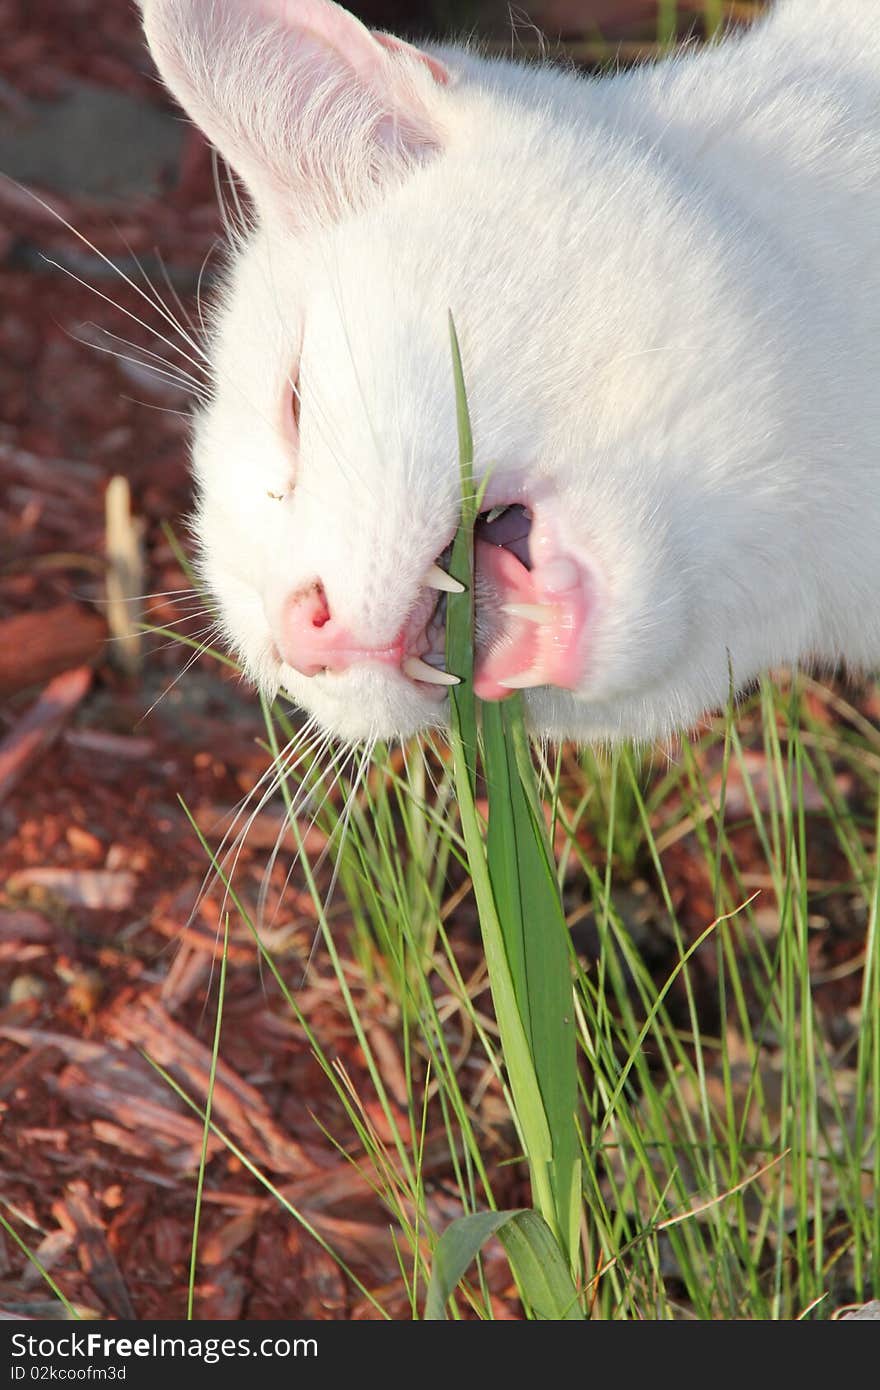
[405,502,591,701]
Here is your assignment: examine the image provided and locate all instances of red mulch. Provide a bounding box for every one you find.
[0,0,868,1322]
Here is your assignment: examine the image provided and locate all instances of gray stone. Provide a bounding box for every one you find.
[841,1300,880,1320]
[0,79,183,201]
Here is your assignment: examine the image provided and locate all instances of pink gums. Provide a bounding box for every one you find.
[472,539,590,701]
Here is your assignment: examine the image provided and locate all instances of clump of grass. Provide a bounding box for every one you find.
[14,289,871,1319]
[434,316,581,1310]
[140,323,878,1321]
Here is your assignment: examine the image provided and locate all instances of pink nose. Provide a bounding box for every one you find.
[279,583,405,677]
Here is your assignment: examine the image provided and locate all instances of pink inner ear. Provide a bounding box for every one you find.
[253,0,425,84]
[143,0,446,229]
[255,0,374,51]
[372,31,450,86]
[251,4,450,94]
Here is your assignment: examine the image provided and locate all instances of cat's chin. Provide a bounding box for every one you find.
[278,666,448,746]
[514,682,699,748]
[272,662,694,749]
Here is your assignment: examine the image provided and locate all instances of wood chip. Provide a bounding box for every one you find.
[0,666,92,803]
[6,868,136,909]
[0,1026,107,1064]
[90,1121,156,1159]
[199,1210,259,1266]
[53,1180,135,1319]
[0,608,106,700]
[64,728,155,759]
[0,910,56,943]
[104,474,144,676]
[159,941,212,1011]
[107,1000,316,1176]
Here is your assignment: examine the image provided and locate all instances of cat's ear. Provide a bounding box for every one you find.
[140,0,449,228]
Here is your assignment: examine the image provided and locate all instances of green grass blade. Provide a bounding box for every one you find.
[484,697,581,1268]
[446,313,477,791]
[142,1053,390,1318]
[445,321,580,1276]
[448,736,555,1165]
[0,1207,79,1318]
[425,1210,522,1318]
[445,323,554,1196]
[426,1209,582,1320]
[497,1210,583,1320]
[187,915,229,1319]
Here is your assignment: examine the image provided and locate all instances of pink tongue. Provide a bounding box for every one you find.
[473,539,589,701]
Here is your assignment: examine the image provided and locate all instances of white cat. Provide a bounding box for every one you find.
[140,0,880,744]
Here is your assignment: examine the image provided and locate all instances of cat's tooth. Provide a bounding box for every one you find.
[403,655,460,686]
[500,602,554,625]
[484,505,509,524]
[423,563,465,594]
[498,669,542,689]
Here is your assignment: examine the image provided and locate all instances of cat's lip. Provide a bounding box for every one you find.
[273,498,590,699]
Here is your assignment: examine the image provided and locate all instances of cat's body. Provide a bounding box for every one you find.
[141,0,880,744]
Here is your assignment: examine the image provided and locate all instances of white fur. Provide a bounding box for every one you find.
[141,0,880,743]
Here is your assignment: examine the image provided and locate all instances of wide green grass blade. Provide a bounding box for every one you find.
[425,1210,520,1318]
[497,1209,583,1320]
[446,313,477,792]
[445,318,581,1282]
[484,697,580,1267]
[447,733,556,1171]
[426,1209,581,1320]
[445,320,553,1196]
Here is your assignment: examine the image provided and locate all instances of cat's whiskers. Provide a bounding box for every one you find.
[43,253,211,382]
[16,177,212,365]
[94,585,202,607]
[112,225,211,359]
[193,241,217,345]
[72,325,209,403]
[200,726,308,885]
[411,735,452,812]
[144,601,217,621]
[138,619,218,658]
[256,724,353,932]
[197,723,324,1001]
[296,733,377,986]
[134,621,225,725]
[203,718,331,937]
[211,149,250,253]
[3,176,292,447]
[81,319,209,389]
